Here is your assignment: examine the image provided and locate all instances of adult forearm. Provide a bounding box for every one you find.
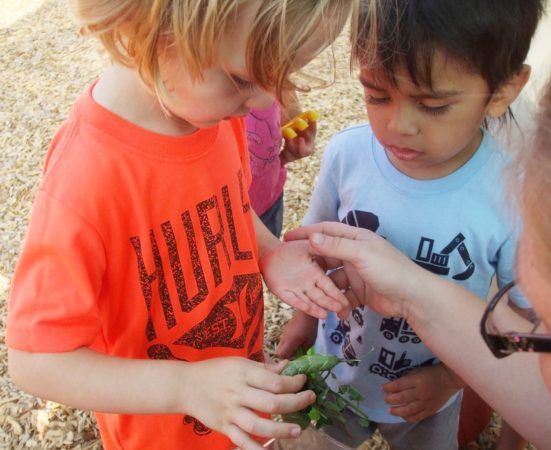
[8,347,188,414]
[406,272,551,447]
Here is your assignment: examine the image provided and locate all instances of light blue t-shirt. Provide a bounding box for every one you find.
[304,124,527,424]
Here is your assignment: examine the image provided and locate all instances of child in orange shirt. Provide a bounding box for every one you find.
[6,1,355,449]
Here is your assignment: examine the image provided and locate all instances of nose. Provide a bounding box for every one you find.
[244,88,274,111]
[387,104,419,136]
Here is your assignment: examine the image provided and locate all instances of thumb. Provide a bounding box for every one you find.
[309,233,364,266]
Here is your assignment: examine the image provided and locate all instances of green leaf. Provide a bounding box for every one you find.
[315,416,332,429]
[338,385,350,395]
[358,417,371,428]
[308,406,321,422]
[323,400,345,413]
[335,397,347,409]
[282,412,311,430]
[346,386,363,402]
[280,351,370,433]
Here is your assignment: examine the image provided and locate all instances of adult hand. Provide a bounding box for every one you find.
[284,222,425,319]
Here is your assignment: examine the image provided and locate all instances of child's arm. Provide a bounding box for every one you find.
[253,213,350,319]
[276,311,319,358]
[8,347,314,449]
[382,362,464,423]
[279,91,318,165]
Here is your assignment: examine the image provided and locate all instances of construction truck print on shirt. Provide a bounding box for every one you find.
[334,209,465,381]
[305,124,527,423]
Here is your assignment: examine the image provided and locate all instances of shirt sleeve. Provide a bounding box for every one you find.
[303,139,341,226]
[495,227,531,309]
[6,189,106,352]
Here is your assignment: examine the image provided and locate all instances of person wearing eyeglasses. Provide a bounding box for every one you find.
[283,77,551,449]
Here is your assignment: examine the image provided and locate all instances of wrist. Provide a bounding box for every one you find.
[174,361,197,415]
[279,147,294,165]
[253,213,282,260]
[441,363,466,389]
[258,235,282,262]
[297,309,318,323]
[401,267,442,335]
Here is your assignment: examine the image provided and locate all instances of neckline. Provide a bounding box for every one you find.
[371,128,494,196]
[73,81,220,161]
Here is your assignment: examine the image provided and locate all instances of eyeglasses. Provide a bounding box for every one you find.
[480,281,551,358]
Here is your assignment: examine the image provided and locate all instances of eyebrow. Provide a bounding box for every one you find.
[359,75,463,99]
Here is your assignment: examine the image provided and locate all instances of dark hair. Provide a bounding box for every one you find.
[354,0,545,95]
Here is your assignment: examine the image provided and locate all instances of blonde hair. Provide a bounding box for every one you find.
[71,0,356,101]
[520,78,551,273]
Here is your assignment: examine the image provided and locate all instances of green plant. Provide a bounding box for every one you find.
[281,347,370,430]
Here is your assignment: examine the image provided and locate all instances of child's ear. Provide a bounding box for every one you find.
[487,65,531,118]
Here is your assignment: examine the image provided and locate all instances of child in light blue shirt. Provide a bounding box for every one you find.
[276,1,544,449]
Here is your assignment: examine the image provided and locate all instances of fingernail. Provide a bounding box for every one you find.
[311,233,324,245]
[292,427,301,437]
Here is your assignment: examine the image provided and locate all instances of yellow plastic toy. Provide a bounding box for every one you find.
[281,110,320,140]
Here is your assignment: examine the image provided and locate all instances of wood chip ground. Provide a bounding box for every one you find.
[0,1,531,449]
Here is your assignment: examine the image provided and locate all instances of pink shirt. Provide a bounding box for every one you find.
[245,103,287,215]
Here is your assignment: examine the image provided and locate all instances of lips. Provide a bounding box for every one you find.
[386,145,422,161]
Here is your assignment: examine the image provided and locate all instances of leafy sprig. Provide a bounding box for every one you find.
[281,347,370,430]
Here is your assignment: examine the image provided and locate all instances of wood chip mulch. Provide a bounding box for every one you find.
[0,1,527,449]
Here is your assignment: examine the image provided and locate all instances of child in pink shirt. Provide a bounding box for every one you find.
[246,97,317,237]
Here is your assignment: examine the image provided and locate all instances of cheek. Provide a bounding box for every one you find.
[423,123,477,155]
[539,354,551,393]
[365,107,386,134]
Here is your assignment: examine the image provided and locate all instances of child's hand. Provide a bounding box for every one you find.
[184,357,315,450]
[261,240,351,319]
[280,120,317,164]
[276,311,319,359]
[382,364,463,423]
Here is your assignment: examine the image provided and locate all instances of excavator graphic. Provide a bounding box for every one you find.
[341,210,475,281]
[413,233,475,281]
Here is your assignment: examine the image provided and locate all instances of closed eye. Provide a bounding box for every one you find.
[231,74,254,90]
[365,94,389,105]
[418,103,451,116]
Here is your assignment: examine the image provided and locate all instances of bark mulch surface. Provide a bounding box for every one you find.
[0,1,520,448]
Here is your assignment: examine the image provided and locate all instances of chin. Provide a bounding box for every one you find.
[191,119,222,128]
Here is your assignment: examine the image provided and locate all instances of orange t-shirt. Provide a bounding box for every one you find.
[7,84,265,449]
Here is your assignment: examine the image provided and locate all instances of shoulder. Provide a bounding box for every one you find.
[323,123,375,161]
[481,130,515,169]
[37,103,138,233]
[467,131,521,225]
[330,123,374,144]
